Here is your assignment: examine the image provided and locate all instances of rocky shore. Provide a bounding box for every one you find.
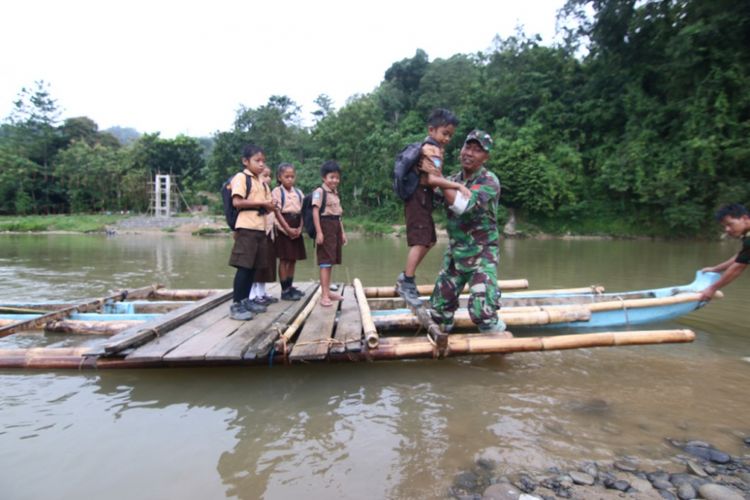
[450,438,750,499]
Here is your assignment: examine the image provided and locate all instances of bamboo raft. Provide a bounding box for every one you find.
[0,277,701,370]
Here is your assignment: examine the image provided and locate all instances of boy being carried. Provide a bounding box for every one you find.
[396,108,472,307]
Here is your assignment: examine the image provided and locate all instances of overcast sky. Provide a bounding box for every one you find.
[1,0,566,138]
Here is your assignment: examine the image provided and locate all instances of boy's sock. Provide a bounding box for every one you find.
[403,273,415,283]
[280,277,292,291]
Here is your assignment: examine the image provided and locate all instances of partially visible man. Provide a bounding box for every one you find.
[430,129,508,337]
[699,203,750,301]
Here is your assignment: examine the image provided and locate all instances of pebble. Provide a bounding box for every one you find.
[568,471,595,486]
[455,471,480,491]
[659,490,678,500]
[652,479,674,490]
[629,477,653,492]
[686,460,707,477]
[697,483,745,500]
[609,479,630,492]
[614,460,638,473]
[581,462,598,477]
[744,436,750,446]
[482,482,522,500]
[683,444,731,464]
[649,471,671,483]
[676,482,696,499]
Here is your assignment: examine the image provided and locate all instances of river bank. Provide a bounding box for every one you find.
[0,213,692,240]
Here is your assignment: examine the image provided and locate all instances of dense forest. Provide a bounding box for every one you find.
[1,0,748,236]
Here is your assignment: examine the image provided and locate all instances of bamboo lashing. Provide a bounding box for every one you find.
[363,278,529,298]
[274,285,323,352]
[0,284,160,338]
[353,278,379,349]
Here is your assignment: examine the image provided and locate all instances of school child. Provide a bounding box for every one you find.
[699,203,750,301]
[227,145,276,321]
[271,163,306,301]
[228,145,297,321]
[312,160,347,307]
[249,166,280,306]
[395,108,472,307]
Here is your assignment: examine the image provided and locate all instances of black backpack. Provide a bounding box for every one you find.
[221,173,252,230]
[392,141,424,201]
[301,188,327,239]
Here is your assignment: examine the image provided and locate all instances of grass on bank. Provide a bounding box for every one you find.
[0,214,125,233]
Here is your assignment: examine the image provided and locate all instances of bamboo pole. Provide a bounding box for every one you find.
[0,329,696,369]
[373,307,591,331]
[44,319,143,335]
[0,284,160,338]
[353,278,379,349]
[274,285,323,351]
[338,329,696,360]
[584,291,721,312]
[362,278,529,298]
[506,285,605,296]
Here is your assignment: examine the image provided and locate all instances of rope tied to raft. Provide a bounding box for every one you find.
[616,295,630,325]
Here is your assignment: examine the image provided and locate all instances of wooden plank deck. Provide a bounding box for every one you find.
[330,285,362,354]
[288,284,342,362]
[100,290,232,355]
[207,282,318,361]
[125,297,233,362]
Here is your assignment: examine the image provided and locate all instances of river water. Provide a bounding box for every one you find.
[0,234,748,499]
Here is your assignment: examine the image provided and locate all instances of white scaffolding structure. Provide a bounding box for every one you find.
[151,174,179,217]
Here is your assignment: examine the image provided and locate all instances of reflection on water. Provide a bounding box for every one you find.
[0,234,749,499]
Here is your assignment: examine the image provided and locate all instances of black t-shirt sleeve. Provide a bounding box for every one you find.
[735,237,750,264]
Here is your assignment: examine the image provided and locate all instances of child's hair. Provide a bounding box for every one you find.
[427,108,459,128]
[242,144,264,159]
[320,160,341,177]
[276,162,295,184]
[715,203,750,220]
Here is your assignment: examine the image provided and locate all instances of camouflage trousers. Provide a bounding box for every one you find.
[429,250,500,329]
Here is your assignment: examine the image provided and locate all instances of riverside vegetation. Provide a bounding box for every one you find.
[1,0,748,238]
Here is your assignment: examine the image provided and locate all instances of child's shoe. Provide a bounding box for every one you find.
[290,286,305,297]
[262,295,279,304]
[281,288,301,301]
[241,298,267,313]
[230,302,254,321]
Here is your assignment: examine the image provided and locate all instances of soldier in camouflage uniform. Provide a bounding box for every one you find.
[429,130,507,335]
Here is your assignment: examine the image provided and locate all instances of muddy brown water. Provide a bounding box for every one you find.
[1,234,748,499]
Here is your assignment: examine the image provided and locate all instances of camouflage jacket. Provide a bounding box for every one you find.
[444,166,501,267]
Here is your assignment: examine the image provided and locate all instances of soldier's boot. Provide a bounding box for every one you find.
[396,272,424,308]
[479,320,512,339]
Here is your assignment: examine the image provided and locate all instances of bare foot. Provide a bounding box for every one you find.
[329,292,344,301]
[320,297,333,307]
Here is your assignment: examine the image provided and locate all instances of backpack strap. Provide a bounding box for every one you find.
[280,186,286,210]
[238,172,263,212]
[295,188,303,205]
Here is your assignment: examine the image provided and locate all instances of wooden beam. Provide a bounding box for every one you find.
[288,284,341,362]
[100,290,233,355]
[331,285,362,354]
